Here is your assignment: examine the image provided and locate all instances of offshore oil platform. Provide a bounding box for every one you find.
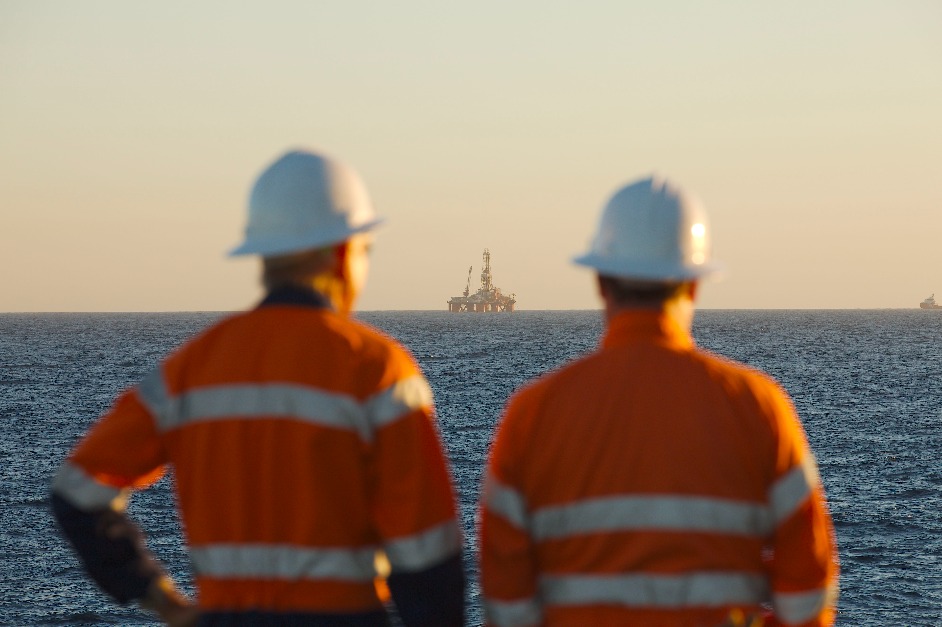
[447,249,516,313]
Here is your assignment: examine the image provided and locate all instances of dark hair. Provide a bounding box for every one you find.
[598,275,688,307]
[261,248,334,291]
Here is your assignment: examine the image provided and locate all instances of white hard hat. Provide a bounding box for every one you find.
[573,175,722,281]
[229,149,383,257]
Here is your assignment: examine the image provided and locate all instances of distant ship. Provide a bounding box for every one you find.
[447,249,516,312]
[920,294,941,309]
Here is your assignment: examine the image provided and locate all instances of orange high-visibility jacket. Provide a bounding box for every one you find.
[480,311,839,627]
[53,290,462,617]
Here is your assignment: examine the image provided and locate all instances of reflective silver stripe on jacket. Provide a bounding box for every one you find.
[774,585,837,625]
[138,367,433,442]
[137,366,174,426]
[51,461,129,512]
[366,375,434,429]
[146,383,365,435]
[384,520,462,572]
[531,494,772,540]
[483,473,529,530]
[769,454,820,525]
[189,544,378,581]
[487,461,818,541]
[484,595,543,627]
[540,571,769,608]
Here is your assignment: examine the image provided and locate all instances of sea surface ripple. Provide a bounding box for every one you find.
[0,310,939,625]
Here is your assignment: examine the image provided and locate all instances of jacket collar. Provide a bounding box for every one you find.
[601,309,694,351]
[258,284,332,310]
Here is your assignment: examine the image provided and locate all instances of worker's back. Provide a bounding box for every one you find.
[63,288,462,622]
[481,310,837,626]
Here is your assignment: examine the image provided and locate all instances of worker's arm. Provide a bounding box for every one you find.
[50,382,197,623]
[479,394,542,627]
[50,489,162,602]
[367,371,465,627]
[765,391,840,627]
[51,494,197,625]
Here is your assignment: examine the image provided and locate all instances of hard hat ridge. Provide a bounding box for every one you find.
[573,174,723,282]
[229,149,383,258]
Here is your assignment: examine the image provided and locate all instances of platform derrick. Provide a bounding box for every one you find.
[447,249,516,313]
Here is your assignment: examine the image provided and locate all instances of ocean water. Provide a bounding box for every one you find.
[1,310,940,625]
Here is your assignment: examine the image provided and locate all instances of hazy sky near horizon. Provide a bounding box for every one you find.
[2,1,940,311]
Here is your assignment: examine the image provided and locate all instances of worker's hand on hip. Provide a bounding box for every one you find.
[160,604,200,627]
[140,576,200,627]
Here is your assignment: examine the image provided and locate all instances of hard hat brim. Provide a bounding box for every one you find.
[572,252,724,282]
[228,217,384,258]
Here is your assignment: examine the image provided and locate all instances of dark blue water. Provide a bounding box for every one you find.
[1,310,940,625]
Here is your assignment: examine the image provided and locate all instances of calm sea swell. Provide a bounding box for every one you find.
[0,310,939,625]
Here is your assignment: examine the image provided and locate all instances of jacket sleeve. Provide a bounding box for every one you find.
[763,386,840,626]
[479,391,543,627]
[50,384,169,604]
[366,369,465,626]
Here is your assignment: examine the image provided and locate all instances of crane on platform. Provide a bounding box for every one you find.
[463,266,473,297]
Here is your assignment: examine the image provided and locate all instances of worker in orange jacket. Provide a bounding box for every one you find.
[52,149,465,626]
[479,176,838,626]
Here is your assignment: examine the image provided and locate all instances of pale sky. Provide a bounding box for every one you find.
[2,1,940,311]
